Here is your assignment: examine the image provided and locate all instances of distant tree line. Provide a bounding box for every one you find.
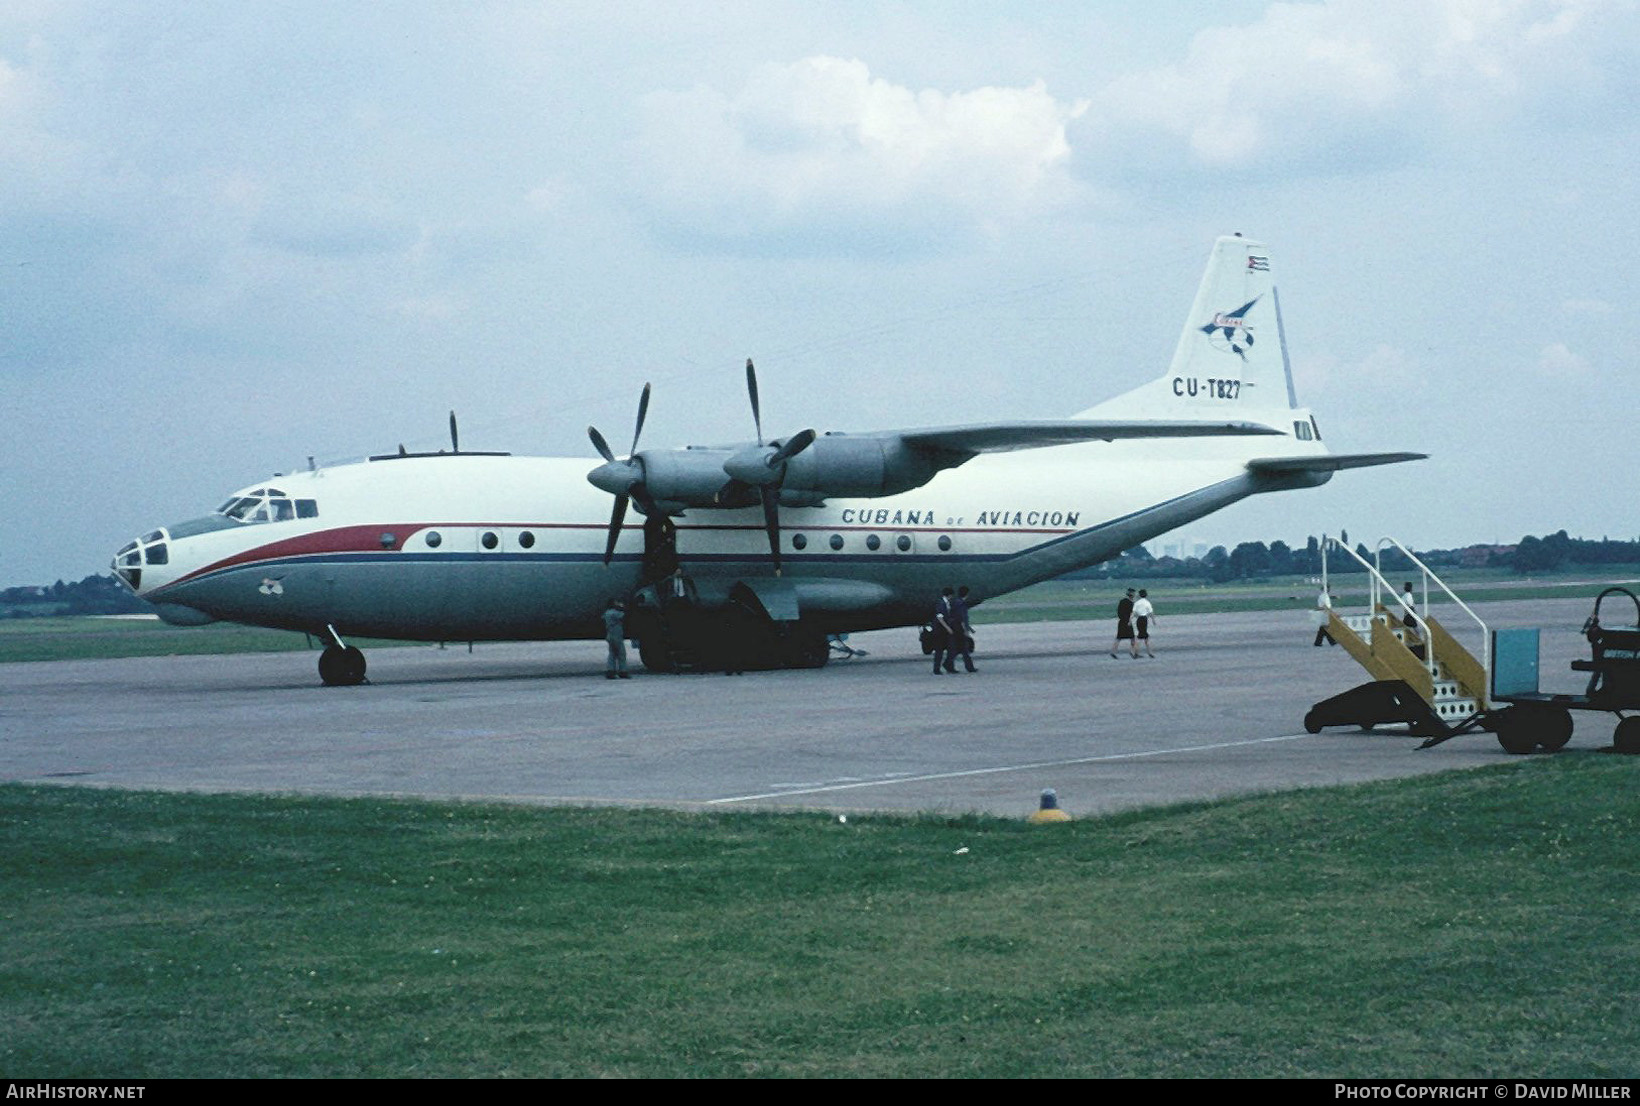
[2,575,149,618]
[1069,530,1640,585]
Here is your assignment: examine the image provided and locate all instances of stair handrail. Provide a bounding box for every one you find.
[1323,535,1440,685]
[1374,537,1490,698]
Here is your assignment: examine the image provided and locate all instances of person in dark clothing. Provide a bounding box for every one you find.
[1110,588,1137,658]
[948,585,977,672]
[931,587,956,674]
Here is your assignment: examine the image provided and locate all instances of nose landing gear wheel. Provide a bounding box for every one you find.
[319,645,368,686]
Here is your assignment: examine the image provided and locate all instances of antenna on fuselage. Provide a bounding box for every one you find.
[449,411,460,454]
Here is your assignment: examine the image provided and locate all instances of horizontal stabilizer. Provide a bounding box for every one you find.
[1247,452,1427,474]
[899,419,1283,456]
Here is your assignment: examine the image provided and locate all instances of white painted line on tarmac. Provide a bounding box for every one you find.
[707,732,1315,804]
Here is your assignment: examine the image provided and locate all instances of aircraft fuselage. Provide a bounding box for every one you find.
[124,432,1329,644]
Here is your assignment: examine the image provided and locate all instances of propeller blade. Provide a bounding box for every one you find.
[760,486,783,575]
[746,358,762,446]
[449,411,459,453]
[588,425,616,464]
[631,382,651,456]
[603,494,629,566]
[770,428,816,467]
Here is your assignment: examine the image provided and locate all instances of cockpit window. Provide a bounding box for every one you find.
[217,486,315,525]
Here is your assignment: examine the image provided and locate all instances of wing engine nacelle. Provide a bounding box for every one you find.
[777,435,943,500]
[631,435,945,512]
[585,365,956,572]
[633,448,737,513]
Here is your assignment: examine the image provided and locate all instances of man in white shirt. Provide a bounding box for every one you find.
[1132,589,1157,657]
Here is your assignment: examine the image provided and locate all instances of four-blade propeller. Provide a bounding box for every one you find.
[584,362,815,574]
[727,360,816,574]
[586,383,655,566]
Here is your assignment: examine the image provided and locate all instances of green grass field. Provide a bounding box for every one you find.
[4,757,1638,1078]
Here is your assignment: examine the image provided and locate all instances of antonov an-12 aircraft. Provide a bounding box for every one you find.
[113,235,1422,685]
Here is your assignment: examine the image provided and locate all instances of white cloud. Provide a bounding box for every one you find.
[1536,341,1589,377]
[0,47,85,198]
[629,56,1089,252]
[1296,342,1424,405]
[249,194,421,259]
[1083,0,1618,175]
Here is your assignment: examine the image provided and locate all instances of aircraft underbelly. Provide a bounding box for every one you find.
[167,557,639,642]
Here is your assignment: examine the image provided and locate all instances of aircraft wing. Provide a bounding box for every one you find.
[893,419,1283,456]
[1246,452,1427,474]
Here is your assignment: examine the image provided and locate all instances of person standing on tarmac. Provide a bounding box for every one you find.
[948,585,978,672]
[932,587,956,674]
[1111,588,1137,658]
[603,598,631,679]
[1132,589,1157,657]
[1313,587,1336,647]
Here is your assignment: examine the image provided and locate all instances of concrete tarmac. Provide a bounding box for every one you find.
[0,598,1620,818]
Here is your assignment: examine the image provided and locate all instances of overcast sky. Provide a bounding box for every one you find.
[3,0,1636,586]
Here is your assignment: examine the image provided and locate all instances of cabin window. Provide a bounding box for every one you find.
[937,535,952,552]
[792,533,807,550]
[481,531,499,550]
[425,531,443,548]
[1293,420,1313,441]
[866,534,881,551]
[829,534,844,551]
[896,535,912,552]
[519,531,536,549]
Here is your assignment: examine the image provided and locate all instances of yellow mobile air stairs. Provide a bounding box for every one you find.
[1303,536,1510,749]
[1307,536,1640,754]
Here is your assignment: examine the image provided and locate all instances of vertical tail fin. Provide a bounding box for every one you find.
[1079,235,1299,419]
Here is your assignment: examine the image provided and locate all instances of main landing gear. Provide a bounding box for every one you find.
[317,624,368,687]
[630,579,830,673]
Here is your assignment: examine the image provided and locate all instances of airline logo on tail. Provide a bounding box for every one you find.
[1200,296,1261,361]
